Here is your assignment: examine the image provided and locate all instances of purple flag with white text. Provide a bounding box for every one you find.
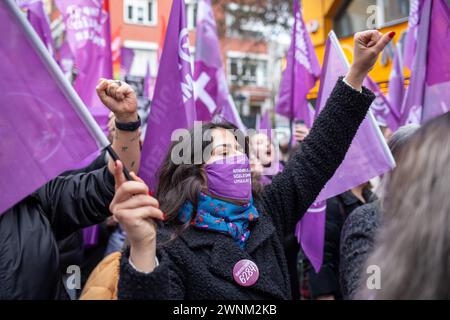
[194,0,246,131]
[402,0,450,124]
[140,0,196,191]
[55,0,113,134]
[364,77,400,131]
[315,32,395,202]
[275,0,321,128]
[0,0,100,214]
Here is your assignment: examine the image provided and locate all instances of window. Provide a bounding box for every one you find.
[124,0,157,26]
[334,0,410,38]
[186,0,198,30]
[334,0,377,38]
[382,0,409,25]
[228,56,268,87]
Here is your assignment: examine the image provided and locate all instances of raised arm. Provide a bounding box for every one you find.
[37,80,141,240]
[261,30,394,237]
[96,79,141,175]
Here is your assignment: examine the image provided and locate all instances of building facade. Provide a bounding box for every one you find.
[302,0,411,98]
[108,0,272,128]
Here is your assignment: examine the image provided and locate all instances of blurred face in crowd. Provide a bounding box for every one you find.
[250,133,275,167]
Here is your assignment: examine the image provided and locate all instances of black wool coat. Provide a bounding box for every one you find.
[340,200,382,299]
[118,78,376,300]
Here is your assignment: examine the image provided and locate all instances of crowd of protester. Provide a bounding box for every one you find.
[1,30,449,300]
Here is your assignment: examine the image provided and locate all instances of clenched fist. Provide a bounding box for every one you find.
[96,79,138,123]
[346,30,395,90]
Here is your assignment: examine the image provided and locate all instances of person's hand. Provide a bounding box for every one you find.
[110,161,163,272]
[294,123,310,143]
[346,30,395,90]
[96,79,138,123]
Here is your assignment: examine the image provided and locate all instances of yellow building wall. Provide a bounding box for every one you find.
[302,0,410,98]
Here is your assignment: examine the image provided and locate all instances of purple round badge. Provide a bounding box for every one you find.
[233,259,260,287]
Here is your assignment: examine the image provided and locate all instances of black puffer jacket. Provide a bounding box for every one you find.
[0,167,114,299]
[118,78,376,300]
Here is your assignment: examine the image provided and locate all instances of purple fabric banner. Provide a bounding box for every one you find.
[143,60,154,100]
[18,0,54,57]
[58,39,75,81]
[402,0,450,124]
[55,0,113,134]
[140,0,196,191]
[0,0,100,214]
[258,110,271,132]
[314,32,395,202]
[404,0,426,69]
[420,0,450,122]
[364,77,400,131]
[120,47,134,76]
[82,225,99,247]
[194,0,246,131]
[275,0,321,128]
[295,201,326,273]
[388,45,405,120]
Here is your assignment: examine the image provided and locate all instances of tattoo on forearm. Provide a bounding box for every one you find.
[131,161,135,168]
[130,133,140,142]
[121,146,128,152]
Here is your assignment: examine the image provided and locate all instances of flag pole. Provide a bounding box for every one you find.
[5,0,133,180]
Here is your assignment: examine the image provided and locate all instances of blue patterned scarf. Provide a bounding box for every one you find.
[178,193,260,249]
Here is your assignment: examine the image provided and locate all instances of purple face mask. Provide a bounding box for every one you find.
[204,155,252,201]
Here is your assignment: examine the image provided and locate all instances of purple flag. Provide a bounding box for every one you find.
[143,60,154,100]
[314,32,395,202]
[55,0,113,134]
[194,0,246,131]
[18,0,54,57]
[404,0,426,69]
[364,77,400,131]
[258,110,271,132]
[388,45,405,119]
[275,0,321,128]
[140,0,196,191]
[402,0,450,124]
[120,47,135,76]
[58,39,75,81]
[218,96,247,133]
[83,225,99,247]
[0,0,102,214]
[420,0,450,123]
[295,201,326,273]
